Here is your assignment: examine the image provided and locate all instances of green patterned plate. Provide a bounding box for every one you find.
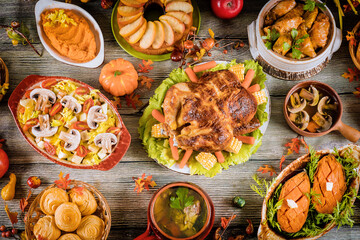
[111,0,201,61]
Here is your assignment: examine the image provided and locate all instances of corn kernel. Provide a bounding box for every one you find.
[151,123,168,138]
[253,90,267,105]
[195,152,217,170]
[224,137,242,154]
[229,64,245,82]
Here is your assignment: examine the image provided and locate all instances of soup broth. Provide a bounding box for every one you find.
[153,187,207,239]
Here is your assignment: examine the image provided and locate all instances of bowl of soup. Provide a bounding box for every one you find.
[284,80,360,142]
[135,182,214,240]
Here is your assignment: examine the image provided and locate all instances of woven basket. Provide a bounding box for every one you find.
[350,21,360,70]
[0,58,9,102]
[25,180,111,240]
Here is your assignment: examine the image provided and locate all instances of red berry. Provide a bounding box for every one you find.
[101,0,113,9]
[1,232,5,237]
[239,41,245,48]
[223,49,228,54]
[184,40,194,49]
[0,225,5,232]
[11,229,17,235]
[5,231,11,237]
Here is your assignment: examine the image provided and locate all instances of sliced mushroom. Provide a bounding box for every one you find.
[289,111,309,131]
[288,98,306,113]
[87,106,108,129]
[31,114,58,137]
[317,96,338,115]
[308,85,319,106]
[60,95,82,114]
[312,112,333,132]
[94,133,117,153]
[59,129,81,151]
[30,89,56,112]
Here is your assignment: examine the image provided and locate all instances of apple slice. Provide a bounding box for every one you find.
[118,12,142,25]
[128,21,147,44]
[165,1,193,13]
[166,11,191,25]
[120,0,145,8]
[117,6,143,17]
[120,16,145,37]
[152,21,165,49]
[159,15,185,34]
[139,21,156,49]
[160,19,175,45]
[165,0,187,5]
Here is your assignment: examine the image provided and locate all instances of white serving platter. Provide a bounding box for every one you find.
[35,0,104,68]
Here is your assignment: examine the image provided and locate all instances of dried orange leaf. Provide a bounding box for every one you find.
[279,155,286,170]
[125,93,143,110]
[208,28,215,39]
[20,189,32,213]
[346,31,357,46]
[257,165,277,176]
[138,59,154,73]
[111,96,121,109]
[285,137,301,155]
[342,67,360,82]
[139,76,154,89]
[54,172,71,190]
[221,214,236,229]
[5,204,18,225]
[133,173,156,194]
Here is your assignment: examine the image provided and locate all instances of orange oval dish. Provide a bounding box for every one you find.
[41,9,97,63]
[277,172,310,233]
[8,75,131,171]
[312,154,346,214]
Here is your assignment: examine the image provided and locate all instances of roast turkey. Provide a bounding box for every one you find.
[163,70,259,152]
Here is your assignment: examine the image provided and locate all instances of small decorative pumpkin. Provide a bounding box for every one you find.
[99,58,138,96]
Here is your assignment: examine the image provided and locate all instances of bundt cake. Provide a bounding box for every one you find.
[117,0,194,55]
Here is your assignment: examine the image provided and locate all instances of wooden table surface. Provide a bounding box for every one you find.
[1,0,360,239]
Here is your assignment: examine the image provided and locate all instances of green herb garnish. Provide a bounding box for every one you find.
[304,0,326,11]
[262,29,280,49]
[282,28,309,59]
[170,187,194,210]
[250,174,275,198]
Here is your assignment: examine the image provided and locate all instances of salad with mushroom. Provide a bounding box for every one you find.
[17,78,121,165]
[287,85,338,133]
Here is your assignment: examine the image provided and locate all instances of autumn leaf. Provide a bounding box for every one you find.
[139,76,154,89]
[20,189,32,213]
[125,93,143,110]
[257,165,277,176]
[73,186,84,196]
[279,155,286,170]
[54,172,71,190]
[221,214,236,229]
[5,204,18,225]
[285,137,301,155]
[111,96,121,109]
[138,59,154,73]
[343,1,359,13]
[342,67,360,82]
[208,28,215,39]
[346,31,357,47]
[133,173,156,193]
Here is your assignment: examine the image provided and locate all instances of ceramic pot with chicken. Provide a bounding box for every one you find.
[134,182,215,240]
[248,0,342,80]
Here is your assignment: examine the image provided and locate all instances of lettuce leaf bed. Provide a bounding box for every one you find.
[138,60,268,177]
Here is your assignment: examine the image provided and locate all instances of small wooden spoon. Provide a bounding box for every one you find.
[284,81,360,143]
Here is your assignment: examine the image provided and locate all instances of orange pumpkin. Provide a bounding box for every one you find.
[99,58,138,96]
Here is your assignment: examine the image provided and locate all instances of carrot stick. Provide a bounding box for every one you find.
[179,149,193,169]
[152,109,165,123]
[215,151,225,163]
[169,137,179,160]
[236,136,255,145]
[307,121,320,133]
[193,61,217,73]
[185,68,198,82]
[241,69,255,89]
[247,84,260,93]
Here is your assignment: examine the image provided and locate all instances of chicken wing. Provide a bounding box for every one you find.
[163,70,259,152]
[273,33,292,55]
[297,23,316,58]
[264,0,296,26]
[272,4,305,34]
[309,13,330,50]
[303,7,318,30]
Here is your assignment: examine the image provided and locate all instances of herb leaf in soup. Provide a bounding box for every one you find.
[170,187,194,210]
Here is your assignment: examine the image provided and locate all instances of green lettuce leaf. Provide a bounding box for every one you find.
[138,60,268,177]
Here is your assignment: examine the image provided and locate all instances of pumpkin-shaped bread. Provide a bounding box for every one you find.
[69,187,98,216]
[33,215,61,240]
[58,233,82,240]
[312,154,347,214]
[54,202,82,232]
[99,58,138,97]
[77,215,105,240]
[277,171,310,233]
[40,188,69,215]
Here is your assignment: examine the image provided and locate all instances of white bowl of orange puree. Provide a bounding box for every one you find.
[35,0,104,68]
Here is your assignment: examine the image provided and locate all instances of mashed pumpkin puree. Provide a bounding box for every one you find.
[41,9,97,63]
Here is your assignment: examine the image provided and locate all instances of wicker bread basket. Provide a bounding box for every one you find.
[25,180,111,240]
[0,58,9,102]
[349,21,360,70]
